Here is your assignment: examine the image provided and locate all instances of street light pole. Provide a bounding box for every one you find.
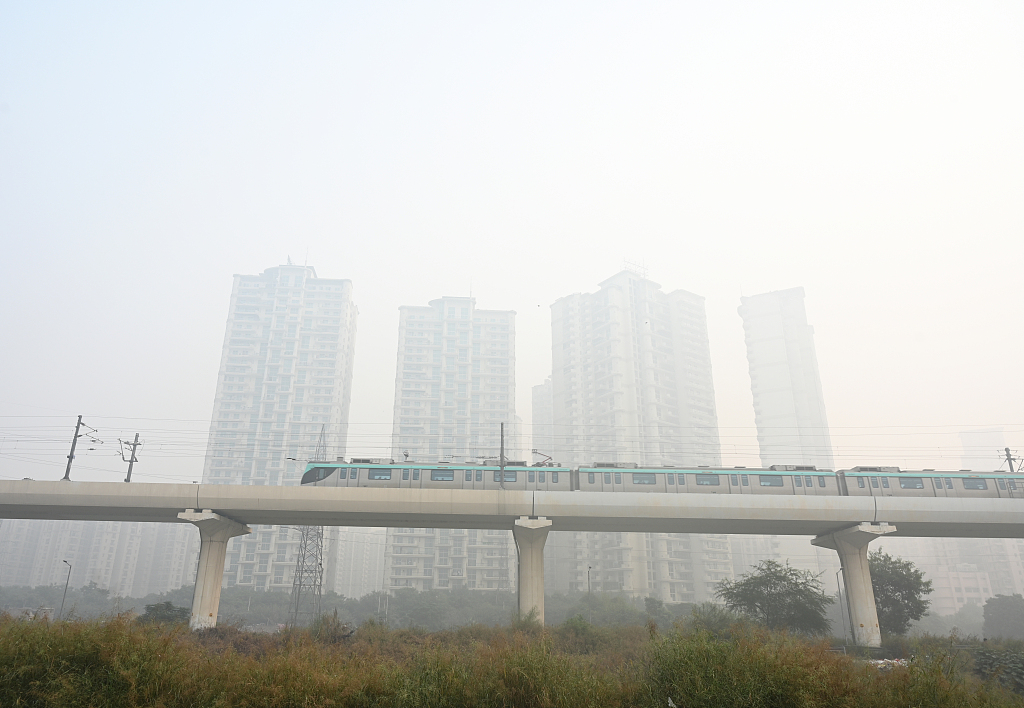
[58,560,72,620]
[588,565,592,624]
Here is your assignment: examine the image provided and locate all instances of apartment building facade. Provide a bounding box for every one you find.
[545,270,731,604]
[384,296,518,593]
[201,263,358,593]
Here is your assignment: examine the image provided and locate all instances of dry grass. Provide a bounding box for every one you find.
[1,612,1021,708]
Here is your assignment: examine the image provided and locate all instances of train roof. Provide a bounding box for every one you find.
[840,468,1024,477]
[303,461,568,470]
[577,466,837,475]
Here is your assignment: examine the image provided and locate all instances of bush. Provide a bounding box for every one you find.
[2,612,1023,708]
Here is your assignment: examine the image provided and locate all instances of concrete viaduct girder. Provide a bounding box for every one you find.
[3,480,1023,645]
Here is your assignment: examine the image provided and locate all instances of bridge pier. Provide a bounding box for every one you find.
[513,517,552,623]
[178,510,251,630]
[812,522,895,647]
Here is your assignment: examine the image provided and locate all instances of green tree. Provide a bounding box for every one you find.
[868,550,933,636]
[715,560,833,635]
[983,594,1024,640]
[139,601,190,624]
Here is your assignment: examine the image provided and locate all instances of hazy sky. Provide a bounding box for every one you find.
[1,2,1021,483]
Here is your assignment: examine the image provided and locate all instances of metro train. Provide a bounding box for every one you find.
[300,460,1024,500]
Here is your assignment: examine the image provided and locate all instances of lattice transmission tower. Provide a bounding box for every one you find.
[289,425,327,626]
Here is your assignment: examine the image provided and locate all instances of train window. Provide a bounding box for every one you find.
[529,471,536,483]
[1009,480,1017,490]
[818,476,826,487]
[367,470,392,480]
[730,474,739,485]
[794,476,802,487]
[539,471,545,483]
[614,472,622,484]
[678,474,686,485]
[633,473,657,485]
[759,475,784,487]
[476,470,482,482]
[667,474,675,485]
[413,469,420,480]
[492,471,517,483]
[870,477,879,488]
[431,470,455,482]
[588,472,595,484]
[899,477,924,489]
[552,471,559,483]
[944,478,953,489]
[881,478,890,488]
[402,469,410,481]
[604,473,612,484]
[807,476,815,487]
[465,470,473,482]
[696,475,720,486]
[741,475,748,486]
[998,479,1006,490]
[963,478,988,490]
[857,478,865,488]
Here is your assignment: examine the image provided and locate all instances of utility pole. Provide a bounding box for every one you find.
[499,422,505,490]
[121,433,141,483]
[1005,447,1019,474]
[62,415,83,481]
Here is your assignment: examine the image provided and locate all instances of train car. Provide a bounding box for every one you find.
[574,464,840,496]
[839,467,1024,499]
[300,460,572,492]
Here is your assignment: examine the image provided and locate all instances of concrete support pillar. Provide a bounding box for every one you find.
[513,516,552,624]
[178,510,251,630]
[812,522,895,647]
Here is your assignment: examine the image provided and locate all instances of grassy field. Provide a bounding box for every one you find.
[2,612,1022,708]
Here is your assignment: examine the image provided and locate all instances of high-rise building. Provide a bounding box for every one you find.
[550,270,721,468]
[201,263,358,593]
[737,287,839,584]
[531,377,554,461]
[0,517,197,598]
[389,296,516,462]
[737,287,834,469]
[546,270,729,603]
[384,296,518,593]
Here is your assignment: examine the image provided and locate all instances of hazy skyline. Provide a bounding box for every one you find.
[1,3,1022,484]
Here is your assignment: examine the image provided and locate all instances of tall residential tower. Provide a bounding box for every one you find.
[384,296,518,593]
[546,270,730,604]
[737,287,834,469]
[201,264,358,592]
